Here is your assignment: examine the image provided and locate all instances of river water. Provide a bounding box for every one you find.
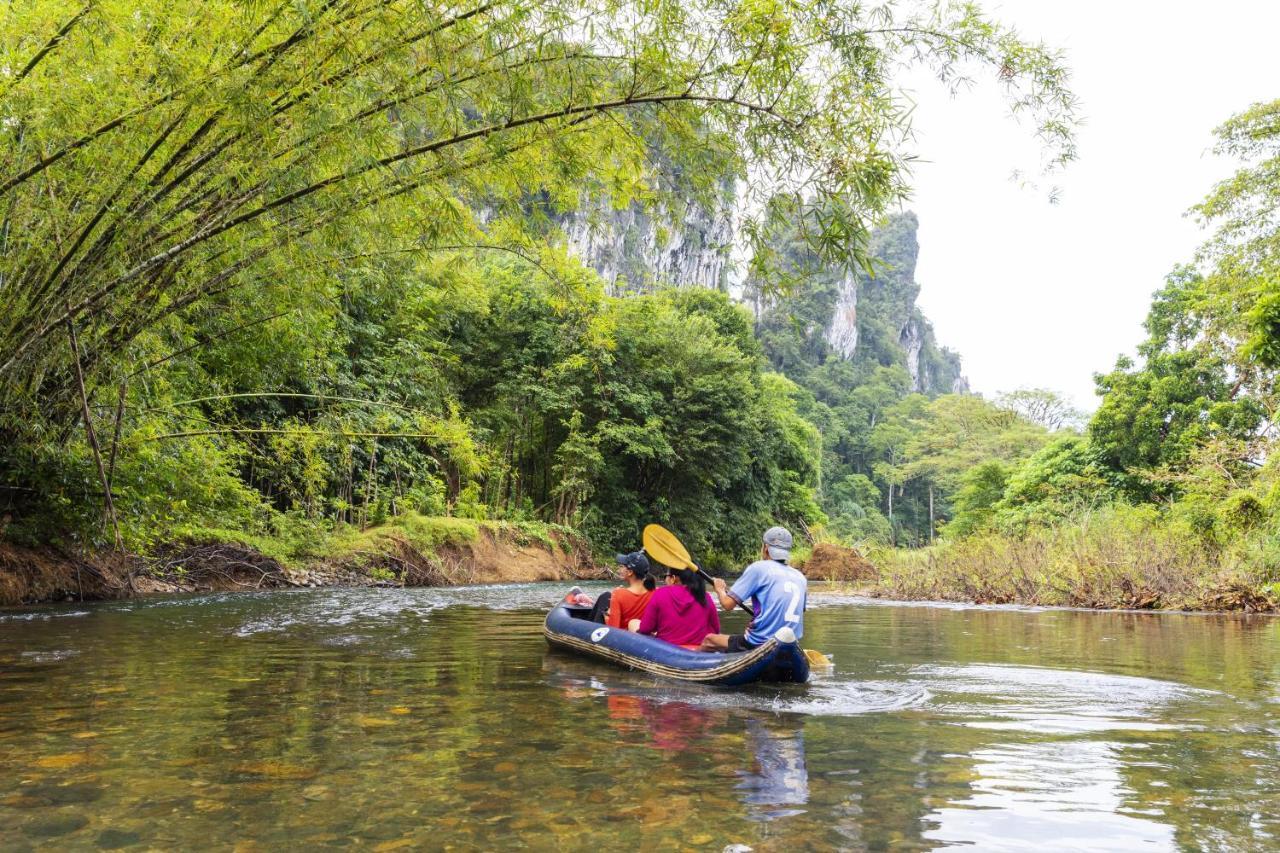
[1,584,1277,851]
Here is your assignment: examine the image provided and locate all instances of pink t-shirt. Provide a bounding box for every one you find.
[637,585,720,648]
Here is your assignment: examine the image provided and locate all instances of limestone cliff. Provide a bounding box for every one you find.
[560,187,736,294]
[747,211,966,396]
[557,180,964,394]
[824,272,859,359]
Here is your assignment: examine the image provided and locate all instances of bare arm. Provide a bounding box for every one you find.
[712,577,739,612]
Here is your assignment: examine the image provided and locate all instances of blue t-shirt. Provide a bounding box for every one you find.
[729,559,807,645]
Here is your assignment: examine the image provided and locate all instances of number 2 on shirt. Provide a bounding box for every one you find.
[783,581,801,624]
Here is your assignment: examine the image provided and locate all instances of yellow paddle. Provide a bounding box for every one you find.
[641,524,831,668]
[641,523,731,599]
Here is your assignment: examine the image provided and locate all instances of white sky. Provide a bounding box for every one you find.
[902,0,1280,411]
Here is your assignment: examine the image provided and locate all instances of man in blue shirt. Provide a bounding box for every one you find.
[701,526,807,652]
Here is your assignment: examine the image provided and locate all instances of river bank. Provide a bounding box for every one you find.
[865,513,1280,613]
[0,514,601,605]
[6,513,1276,614]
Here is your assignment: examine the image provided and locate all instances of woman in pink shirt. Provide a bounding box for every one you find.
[637,567,720,650]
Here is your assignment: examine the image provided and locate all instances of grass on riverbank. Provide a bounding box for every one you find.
[166,513,583,567]
[0,512,598,604]
[867,505,1280,612]
[314,515,589,585]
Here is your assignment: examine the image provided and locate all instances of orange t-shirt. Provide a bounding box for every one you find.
[605,587,653,628]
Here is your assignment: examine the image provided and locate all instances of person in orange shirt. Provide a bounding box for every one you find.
[589,551,655,629]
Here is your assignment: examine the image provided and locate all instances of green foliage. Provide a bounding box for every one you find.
[0,1,1083,567]
[1090,347,1263,499]
[575,291,825,557]
[326,514,482,569]
[991,435,1114,532]
[945,461,1011,538]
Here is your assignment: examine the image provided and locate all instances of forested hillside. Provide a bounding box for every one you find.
[743,209,1044,547]
[562,182,1031,548]
[880,99,1280,610]
[0,0,1077,575]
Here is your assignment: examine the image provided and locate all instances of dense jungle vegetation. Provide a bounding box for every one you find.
[0,0,1075,569]
[3,2,1277,610]
[878,99,1280,610]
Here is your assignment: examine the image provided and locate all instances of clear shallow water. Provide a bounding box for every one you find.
[1,585,1278,850]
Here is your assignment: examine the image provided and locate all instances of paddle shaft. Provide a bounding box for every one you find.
[692,565,754,618]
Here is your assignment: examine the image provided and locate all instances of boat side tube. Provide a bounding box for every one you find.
[544,604,809,685]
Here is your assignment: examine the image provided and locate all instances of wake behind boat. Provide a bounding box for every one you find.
[543,604,810,686]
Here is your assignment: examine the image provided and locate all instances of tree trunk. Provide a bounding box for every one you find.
[928,485,934,544]
[66,314,122,551]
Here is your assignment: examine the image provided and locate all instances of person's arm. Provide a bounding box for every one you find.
[707,596,720,635]
[712,577,738,612]
[637,595,660,636]
[720,564,762,612]
[605,592,623,628]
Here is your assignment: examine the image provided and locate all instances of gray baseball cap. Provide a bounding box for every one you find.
[763,526,793,561]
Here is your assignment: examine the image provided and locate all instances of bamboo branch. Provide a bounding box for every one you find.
[106,381,127,490]
[129,310,290,376]
[66,311,122,550]
[5,2,96,93]
[134,428,454,443]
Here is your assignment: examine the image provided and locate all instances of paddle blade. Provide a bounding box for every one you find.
[642,523,694,570]
[804,648,833,668]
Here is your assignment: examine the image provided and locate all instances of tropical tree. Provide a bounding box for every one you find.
[1191,99,1280,387]
[996,387,1083,430]
[1,0,1076,421]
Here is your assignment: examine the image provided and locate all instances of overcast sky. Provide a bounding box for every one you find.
[901,0,1279,411]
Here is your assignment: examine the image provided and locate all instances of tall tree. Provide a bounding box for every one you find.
[0,0,1076,429]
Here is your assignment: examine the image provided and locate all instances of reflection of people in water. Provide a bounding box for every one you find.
[605,694,723,752]
[549,660,809,819]
[736,717,809,816]
[601,693,809,813]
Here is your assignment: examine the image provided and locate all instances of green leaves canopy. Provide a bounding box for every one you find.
[0,0,1075,423]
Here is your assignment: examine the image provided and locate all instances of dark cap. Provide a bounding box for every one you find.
[615,550,651,576]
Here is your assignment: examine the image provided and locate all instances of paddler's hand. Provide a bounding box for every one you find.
[712,577,736,612]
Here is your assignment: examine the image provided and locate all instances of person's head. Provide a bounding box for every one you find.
[762,526,792,563]
[615,550,655,591]
[665,566,707,604]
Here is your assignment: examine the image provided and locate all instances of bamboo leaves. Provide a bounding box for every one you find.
[1,0,1075,425]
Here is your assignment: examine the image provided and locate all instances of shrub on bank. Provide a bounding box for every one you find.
[870,504,1280,612]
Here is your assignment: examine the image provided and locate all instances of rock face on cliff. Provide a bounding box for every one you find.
[824,272,860,359]
[745,211,966,395]
[560,187,965,395]
[561,187,736,294]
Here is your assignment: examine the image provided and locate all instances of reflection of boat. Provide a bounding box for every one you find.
[738,717,809,817]
[543,604,809,685]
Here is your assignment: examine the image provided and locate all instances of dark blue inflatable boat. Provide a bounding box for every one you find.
[543,604,810,685]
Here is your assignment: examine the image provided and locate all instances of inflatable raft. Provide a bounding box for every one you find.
[543,604,810,685]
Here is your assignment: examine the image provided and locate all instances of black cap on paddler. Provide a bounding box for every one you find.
[615,550,651,576]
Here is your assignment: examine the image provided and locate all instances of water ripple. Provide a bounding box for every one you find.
[909,663,1217,733]
[0,609,90,622]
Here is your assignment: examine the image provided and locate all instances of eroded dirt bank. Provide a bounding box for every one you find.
[0,525,603,606]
